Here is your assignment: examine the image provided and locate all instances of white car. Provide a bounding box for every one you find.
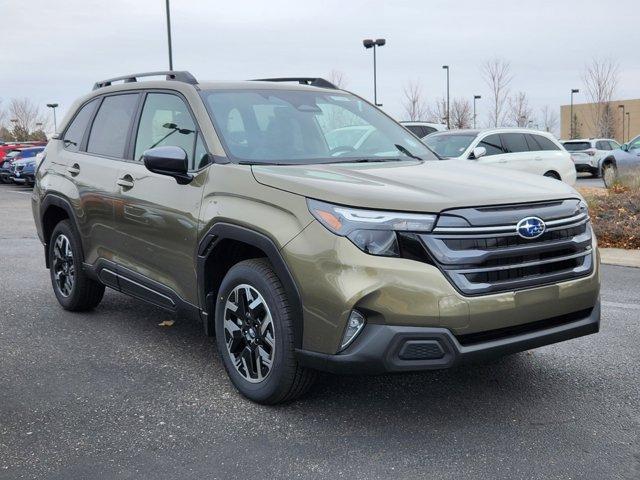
[400,121,447,138]
[561,138,623,178]
[424,128,577,185]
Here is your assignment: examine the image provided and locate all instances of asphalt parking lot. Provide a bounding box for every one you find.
[0,180,638,480]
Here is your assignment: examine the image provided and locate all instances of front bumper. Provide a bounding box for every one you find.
[297,300,600,374]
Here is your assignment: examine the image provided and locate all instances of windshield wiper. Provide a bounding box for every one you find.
[327,158,403,164]
[394,144,423,161]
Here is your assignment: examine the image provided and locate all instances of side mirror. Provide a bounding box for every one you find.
[620,143,628,151]
[471,146,487,159]
[142,146,192,184]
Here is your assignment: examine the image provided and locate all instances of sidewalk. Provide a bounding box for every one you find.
[600,248,640,268]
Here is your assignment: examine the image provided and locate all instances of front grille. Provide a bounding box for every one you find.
[420,199,594,295]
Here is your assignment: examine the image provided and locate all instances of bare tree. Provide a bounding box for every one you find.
[9,98,48,138]
[426,97,447,125]
[401,80,428,121]
[582,58,619,137]
[539,105,559,135]
[508,91,534,127]
[482,58,512,127]
[0,99,7,130]
[328,70,348,89]
[450,98,472,129]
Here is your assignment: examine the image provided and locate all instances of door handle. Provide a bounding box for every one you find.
[67,163,80,176]
[116,174,135,189]
[534,156,543,161]
[497,160,508,164]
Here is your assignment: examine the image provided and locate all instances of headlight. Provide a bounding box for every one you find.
[307,199,436,256]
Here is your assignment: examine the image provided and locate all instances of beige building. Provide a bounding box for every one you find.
[560,99,640,143]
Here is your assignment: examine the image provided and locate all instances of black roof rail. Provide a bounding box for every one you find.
[250,77,338,89]
[92,71,198,90]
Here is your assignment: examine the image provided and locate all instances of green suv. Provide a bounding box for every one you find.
[32,72,600,404]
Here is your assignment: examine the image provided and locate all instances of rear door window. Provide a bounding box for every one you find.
[87,94,140,158]
[524,134,542,151]
[531,135,560,151]
[501,133,529,153]
[477,134,505,156]
[63,99,99,152]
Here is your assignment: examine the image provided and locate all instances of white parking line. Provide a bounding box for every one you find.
[602,300,640,311]
[4,189,32,195]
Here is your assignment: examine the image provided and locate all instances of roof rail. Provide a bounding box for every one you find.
[92,71,198,90]
[250,77,338,89]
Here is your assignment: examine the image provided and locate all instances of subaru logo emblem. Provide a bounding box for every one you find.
[516,217,546,239]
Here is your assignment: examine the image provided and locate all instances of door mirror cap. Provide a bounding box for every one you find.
[620,143,628,151]
[142,146,192,184]
[471,146,487,159]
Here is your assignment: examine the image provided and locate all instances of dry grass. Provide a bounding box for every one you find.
[579,180,640,249]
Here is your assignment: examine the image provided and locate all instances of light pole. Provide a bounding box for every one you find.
[618,104,625,143]
[442,65,450,129]
[46,103,59,132]
[570,89,579,139]
[363,38,386,106]
[165,0,173,70]
[626,112,630,143]
[473,95,481,129]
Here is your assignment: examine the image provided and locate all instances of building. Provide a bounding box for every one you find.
[560,98,640,143]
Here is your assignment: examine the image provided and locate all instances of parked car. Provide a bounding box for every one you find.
[0,141,46,161]
[33,71,599,404]
[0,147,45,184]
[424,128,577,185]
[400,121,447,138]
[10,157,38,186]
[561,138,628,180]
[325,125,376,150]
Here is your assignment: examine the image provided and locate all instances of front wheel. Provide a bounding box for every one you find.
[215,258,315,404]
[602,163,617,188]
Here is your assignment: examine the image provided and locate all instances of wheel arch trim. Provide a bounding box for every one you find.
[40,193,84,268]
[196,222,304,347]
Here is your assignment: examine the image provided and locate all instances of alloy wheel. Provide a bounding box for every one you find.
[52,234,75,297]
[223,284,276,383]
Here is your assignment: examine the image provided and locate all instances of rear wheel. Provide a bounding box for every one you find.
[215,258,315,404]
[49,220,105,311]
[602,162,617,188]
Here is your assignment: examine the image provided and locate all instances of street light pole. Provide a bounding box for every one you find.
[165,0,173,70]
[570,89,579,139]
[363,38,386,107]
[442,65,450,129]
[46,103,59,132]
[473,95,481,129]
[618,105,625,143]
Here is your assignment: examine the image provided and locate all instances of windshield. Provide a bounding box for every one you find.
[424,133,477,158]
[201,89,436,164]
[562,142,591,151]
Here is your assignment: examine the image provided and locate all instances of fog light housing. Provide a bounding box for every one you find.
[340,310,366,351]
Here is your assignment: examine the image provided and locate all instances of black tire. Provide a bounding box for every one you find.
[591,167,601,178]
[49,220,105,311]
[215,258,316,404]
[543,171,561,180]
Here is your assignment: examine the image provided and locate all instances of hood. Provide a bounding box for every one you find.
[252,160,580,213]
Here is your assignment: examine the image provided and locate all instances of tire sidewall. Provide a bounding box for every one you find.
[49,221,83,309]
[214,262,292,403]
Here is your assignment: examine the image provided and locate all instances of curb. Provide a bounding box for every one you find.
[599,248,640,269]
